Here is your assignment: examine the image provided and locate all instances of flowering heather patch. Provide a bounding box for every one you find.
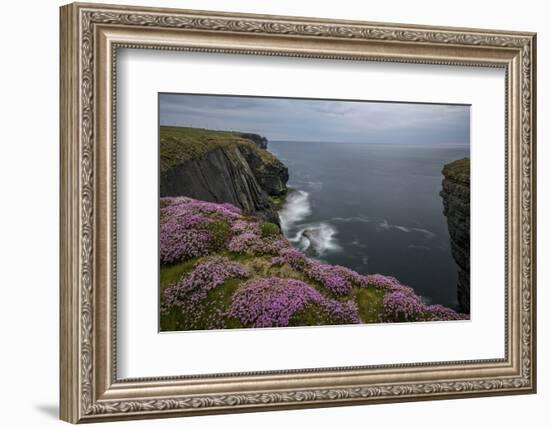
[305,261,352,295]
[303,260,366,296]
[318,299,361,324]
[164,256,248,308]
[227,277,360,328]
[230,219,259,234]
[266,238,291,254]
[162,196,241,220]
[160,229,212,264]
[271,247,307,269]
[163,256,249,329]
[380,290,425,322]
[227,232,263,254]
[365,274,469,322]
[365,274,416,295]
[425,304,469,321]
[160,197,241,264]
[379,288,469,322]
[187,199,241,219]
[227,226,290,255]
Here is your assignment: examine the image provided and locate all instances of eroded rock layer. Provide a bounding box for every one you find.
[160,126,288,224]
[441,157,470,314]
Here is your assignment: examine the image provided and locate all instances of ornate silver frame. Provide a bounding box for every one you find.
[60,2,537,423]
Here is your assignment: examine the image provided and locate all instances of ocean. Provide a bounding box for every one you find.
[268,140,469,310]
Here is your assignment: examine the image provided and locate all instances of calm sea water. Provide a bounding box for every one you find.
[268,141,469,310]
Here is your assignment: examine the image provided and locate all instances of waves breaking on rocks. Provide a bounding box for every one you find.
[279,190,311,233]
[278,189,340,256]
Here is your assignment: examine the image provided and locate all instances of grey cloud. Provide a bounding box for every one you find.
[159,93,470,145]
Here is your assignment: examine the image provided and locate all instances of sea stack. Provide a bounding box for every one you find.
[440,158,470,314]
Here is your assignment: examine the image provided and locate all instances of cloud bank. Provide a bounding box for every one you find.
[159,94,470,145]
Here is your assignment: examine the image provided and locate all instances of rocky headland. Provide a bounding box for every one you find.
[440,158,470,314]
[160,126,288,224]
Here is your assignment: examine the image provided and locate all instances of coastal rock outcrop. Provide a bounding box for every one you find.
[160,127,288,224]
[440,158,470,314]
[237,143,289,196]
[236,132,268,149]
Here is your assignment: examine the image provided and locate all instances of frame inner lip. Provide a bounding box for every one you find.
[109,41,511,383]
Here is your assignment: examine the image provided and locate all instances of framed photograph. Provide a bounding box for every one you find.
[60,2,537,423]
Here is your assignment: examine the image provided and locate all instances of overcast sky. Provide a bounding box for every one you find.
[159,94,470,145]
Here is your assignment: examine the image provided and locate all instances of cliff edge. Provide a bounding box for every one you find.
[440,157,470,314]
[160,126,288,224]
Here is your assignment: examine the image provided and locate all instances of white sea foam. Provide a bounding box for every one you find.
[379,220,411,232]
[305,181,324,190]
[278,190,340,255]
[379,219,391,230]
[412,227,436,239]
[287,222,341,255]
[331,216,372,223]
[278,190,312,234]
[301,222,341,255]
[378,220,436,239]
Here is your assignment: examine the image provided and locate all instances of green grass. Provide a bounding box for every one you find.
[288,287,386,326]
[269,193,287,208]
[207,220,231,251]
[159,259,197,295]
[220,251,256,263]
[160,126,280,172]
[159,259,199,332]
[205,277,244,328]
[288,302,334,326]
[270,188,296,209]
[260,222,280,238]
[350,287,386,323]
[161,277,246,331]
[443,157,470,182]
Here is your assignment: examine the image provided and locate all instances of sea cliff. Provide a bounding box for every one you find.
[440,158,470,314]
[160,126,288,224]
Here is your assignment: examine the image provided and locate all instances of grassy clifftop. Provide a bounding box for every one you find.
[160,126,280,172]
[159,126,288,224]
[442,157,470,184]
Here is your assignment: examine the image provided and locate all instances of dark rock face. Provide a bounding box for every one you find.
[237,143,289,196]
[160,140,288,224]
[440,158,470,314]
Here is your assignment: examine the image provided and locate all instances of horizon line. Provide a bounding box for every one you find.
[159,125,469,147]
